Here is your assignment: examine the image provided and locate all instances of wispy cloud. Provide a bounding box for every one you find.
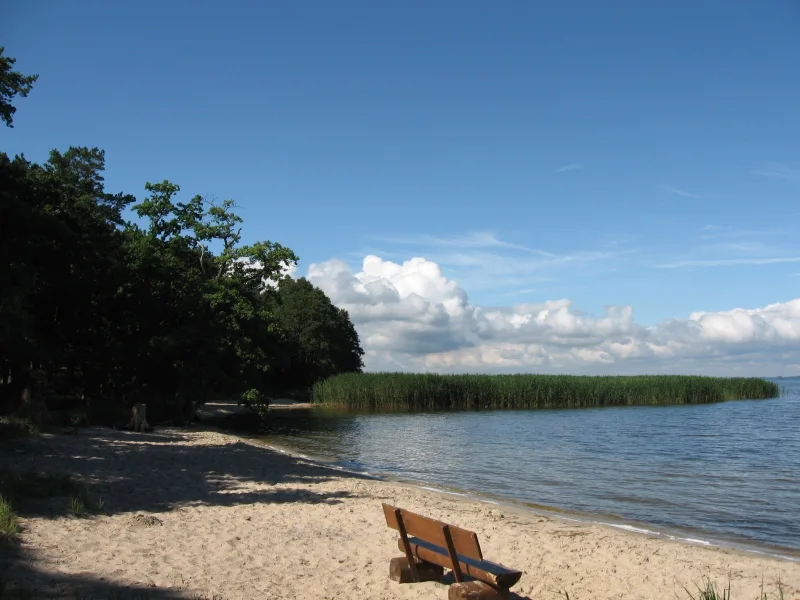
[555,163,582,173]
[426,249,636,279]
[370,231,636,294]
[697,241,777,255]
[752,163,800,180]
[657,256,800,269]
[699,226,789,239]
[662,184,702,199]
[373,232,557,257]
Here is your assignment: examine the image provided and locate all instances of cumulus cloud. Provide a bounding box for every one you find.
[307,255,800,376]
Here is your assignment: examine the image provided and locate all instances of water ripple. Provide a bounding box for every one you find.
[260,378,800,552]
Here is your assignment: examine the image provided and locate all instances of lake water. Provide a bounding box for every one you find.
[259,378,800,557]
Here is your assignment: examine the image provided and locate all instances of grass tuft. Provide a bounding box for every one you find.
[0,495,20,541]
[677,575,786,600]
[68,484,105,518]
[312,373,780,411]
[758,575,785,600]
[681,576,731,600]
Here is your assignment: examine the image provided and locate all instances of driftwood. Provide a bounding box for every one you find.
[449,581,510,600]
[389,556,443,584]
[127,403,151,432]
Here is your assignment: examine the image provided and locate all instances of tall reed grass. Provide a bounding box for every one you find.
[311,373,780,411]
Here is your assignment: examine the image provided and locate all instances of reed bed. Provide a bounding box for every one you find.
[311,373,780,411]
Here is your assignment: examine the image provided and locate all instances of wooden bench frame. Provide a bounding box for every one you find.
[382,503,522,595]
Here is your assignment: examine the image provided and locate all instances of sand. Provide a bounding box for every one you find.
[1,424,798,600]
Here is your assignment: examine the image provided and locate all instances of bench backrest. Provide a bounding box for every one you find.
[382,503,483,560]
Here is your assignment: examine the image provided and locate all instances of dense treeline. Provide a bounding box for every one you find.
[311,373,780,411]
[0,47,363,426]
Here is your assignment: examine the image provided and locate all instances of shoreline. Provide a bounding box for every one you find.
[4,422,797,599]
[216,402,800,564]
[245,430,800,565]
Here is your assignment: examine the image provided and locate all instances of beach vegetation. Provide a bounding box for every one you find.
[677,574,785,600]
[68,484,106,518]
[312,373,780,411]
[0,495,20,541]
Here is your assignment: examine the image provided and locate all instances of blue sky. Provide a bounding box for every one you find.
[4,1,800,374]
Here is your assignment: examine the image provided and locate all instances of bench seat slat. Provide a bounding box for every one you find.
[398,536,523,589]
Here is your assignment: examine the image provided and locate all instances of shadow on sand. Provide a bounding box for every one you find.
[0,424,369,598]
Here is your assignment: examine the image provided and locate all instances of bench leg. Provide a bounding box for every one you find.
[448,581,510,600]
[389,556,444,584]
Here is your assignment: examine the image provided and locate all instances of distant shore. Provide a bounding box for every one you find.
[1,423,798,599]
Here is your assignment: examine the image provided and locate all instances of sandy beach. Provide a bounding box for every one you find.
[1,423,798,600]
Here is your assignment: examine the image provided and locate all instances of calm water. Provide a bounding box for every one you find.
[259,378,800,554]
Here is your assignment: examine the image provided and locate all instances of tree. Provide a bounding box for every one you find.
[0,47,38,128]
[267,277,364,390]
[0,147,134,421]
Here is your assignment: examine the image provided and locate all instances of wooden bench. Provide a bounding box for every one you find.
[382,503,523,599]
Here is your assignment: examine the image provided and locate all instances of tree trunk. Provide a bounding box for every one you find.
[20,368,51,426]
[127,403,150,432]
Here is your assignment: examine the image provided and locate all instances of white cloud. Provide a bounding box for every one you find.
[555,163,582,173]
[307,255,800,376]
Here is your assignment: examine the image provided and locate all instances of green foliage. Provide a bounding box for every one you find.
[0,47,38,128]
[311,373,780,411]
[0,145,356,420]
[241,388,269,420]
[265,277,364,391]
[0,495,19,541]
